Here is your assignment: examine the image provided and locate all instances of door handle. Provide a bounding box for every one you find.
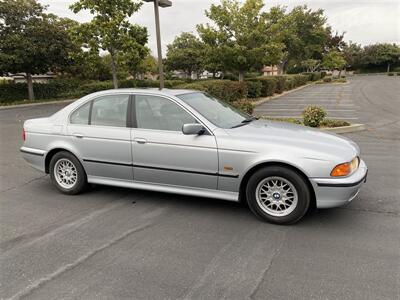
[73,133,84,138]
[134,138,147,144]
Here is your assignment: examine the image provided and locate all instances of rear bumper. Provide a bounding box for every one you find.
[20,146,46,172]
[310,159,368,209]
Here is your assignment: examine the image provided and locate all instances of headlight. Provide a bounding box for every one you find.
[331,156,360,177]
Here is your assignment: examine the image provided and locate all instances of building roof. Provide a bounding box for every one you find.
[262,66,278,72]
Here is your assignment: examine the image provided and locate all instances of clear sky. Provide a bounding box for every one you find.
[39,0,400,56]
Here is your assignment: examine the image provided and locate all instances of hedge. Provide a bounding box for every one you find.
[247,77,276,97]
[245,74,309,98]
[175,80,247,103]
[0,79,187,103]
[0,80,82,102]
[303,72,324,81]
[0,73,316,104]
[244,80,262,98]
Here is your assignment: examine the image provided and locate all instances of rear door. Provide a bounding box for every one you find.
[68,94,133,181]
[131,94,218,189]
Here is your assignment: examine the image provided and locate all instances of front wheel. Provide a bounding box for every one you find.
[49,151,87,195]
[246,166,311,224]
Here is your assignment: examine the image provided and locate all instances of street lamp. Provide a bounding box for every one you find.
[143,0,172,89]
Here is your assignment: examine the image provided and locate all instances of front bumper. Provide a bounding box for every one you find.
[310,159,368,209]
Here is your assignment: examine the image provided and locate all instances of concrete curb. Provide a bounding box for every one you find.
[320,123,366,134]
[0,99,75,110]
[252,83,314,106]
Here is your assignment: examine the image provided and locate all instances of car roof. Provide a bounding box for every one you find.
[85,88,199,98]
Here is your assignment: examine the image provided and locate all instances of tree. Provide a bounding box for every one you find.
[301,59,320,72]
[126,53,157,79]
[197,19,228,78]
[165,32,204,78]
[197,0,270,81]
[362,43,400,72]
[266,5,332,74]
[342,41,363,69]
[322,50,346,77]
[70,0,148,88]
[0,0,77,100]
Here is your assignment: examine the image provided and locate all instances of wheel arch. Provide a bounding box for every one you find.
[45,147,81,174]
[239,161,316,210]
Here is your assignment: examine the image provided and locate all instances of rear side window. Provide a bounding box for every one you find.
[70,101,90,124]
[70,95,130,127]
[91,95,129,127]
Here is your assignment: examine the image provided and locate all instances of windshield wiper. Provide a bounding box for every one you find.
[231,116,259,128]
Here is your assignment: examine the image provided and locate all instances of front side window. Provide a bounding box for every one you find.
[70,101,91,125]
[91,95,129,127]
[135,95,196,131]
[177,92,249,129]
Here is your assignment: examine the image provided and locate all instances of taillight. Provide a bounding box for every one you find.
[22,128,26,141]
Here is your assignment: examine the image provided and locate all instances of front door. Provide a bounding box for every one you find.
[131,94,218,189]
[68,94,132,181]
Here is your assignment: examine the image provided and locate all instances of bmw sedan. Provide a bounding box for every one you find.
[21,89,368,224]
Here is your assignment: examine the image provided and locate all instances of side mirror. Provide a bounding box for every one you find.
[182,123,205,135]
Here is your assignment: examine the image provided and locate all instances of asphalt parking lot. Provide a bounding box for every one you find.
[0,75,399,300]
[254,80,359,120]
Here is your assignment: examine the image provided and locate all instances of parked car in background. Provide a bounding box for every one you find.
[20,89,367,224]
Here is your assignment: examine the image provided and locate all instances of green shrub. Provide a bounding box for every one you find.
[263,117,302,125]
[0,83,29,102]
[72,81,114,97]
[321,71,327,78]
[320,119,350,128]
[302,72,312,81]
[303,72,322,81]
[245,80,262,98]
[388,72,395,76]
[232,99,254,114]
[0,78,192,103]
[334,78,347,83]
[174,82,207,91]
[246,74,308,98]
[302,106,327,127]
[249,77,277,97]
[176,80,247,103]
[274,76,286,93]
[0,79,82,103]
[119,79,186,88]
[222,73,238,81]
[283,77,295,90]
[202,80,248,102]
[286,74,308,89]
[279,74,308,91]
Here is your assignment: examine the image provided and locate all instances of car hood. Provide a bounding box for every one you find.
[224,120,359,161]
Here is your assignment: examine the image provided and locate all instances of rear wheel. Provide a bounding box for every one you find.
[246,166,310,224]
[49,151,87,195]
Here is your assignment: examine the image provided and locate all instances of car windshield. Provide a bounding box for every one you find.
[177,92,251,129]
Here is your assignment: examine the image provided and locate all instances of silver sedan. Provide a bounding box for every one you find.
[21,89,368,224]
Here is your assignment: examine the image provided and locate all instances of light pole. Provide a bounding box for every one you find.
[144,0,172,90]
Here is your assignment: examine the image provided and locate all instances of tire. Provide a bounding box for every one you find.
[49,151,87,195]
[246,166,311,224]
